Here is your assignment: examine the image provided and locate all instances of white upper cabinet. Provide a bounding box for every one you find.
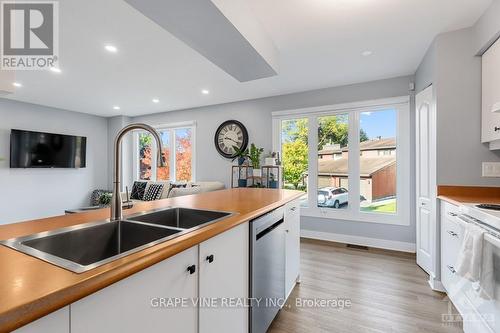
[284,199,301,298]
[482,37,500,146]
[71,246,199,333]
[199,222,249,333]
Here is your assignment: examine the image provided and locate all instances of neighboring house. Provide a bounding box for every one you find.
[314,138,397,202]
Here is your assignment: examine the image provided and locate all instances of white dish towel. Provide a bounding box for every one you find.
[455,223,485,282]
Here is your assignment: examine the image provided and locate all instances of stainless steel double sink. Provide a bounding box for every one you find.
[0,207,233,273]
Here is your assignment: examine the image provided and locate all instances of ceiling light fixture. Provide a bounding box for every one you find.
[12,82,22,88]
[113,106,121,110]
[105,45,118,53]
[49,67,61,73]
[152,98,160,103]
[201,89,210,95]
[362,50,373,57]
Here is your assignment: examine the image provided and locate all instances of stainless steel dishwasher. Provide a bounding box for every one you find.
[249,207,285,333]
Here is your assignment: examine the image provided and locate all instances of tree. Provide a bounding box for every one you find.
[282,141,308,189]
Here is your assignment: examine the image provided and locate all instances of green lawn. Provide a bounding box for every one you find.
[360,201,397,213]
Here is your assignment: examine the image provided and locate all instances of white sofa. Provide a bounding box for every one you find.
[122,181,225,203]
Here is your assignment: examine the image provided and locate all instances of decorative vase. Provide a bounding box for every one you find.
[269,180,278,189]
[238,179,248,188]
[252,169,262,177]
[238,157,246,166]
[264,157,275,166]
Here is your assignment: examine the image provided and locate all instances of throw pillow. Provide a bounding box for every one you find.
[143,183,164,201]
[130,181,147,200]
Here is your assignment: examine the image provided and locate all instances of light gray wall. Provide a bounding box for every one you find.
[435,28,500,186]
[131,75,417,244]
[0,99,109,224]
[415,3,500,187]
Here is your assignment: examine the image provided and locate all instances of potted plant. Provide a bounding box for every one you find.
[232,146,249,166]
[269,173,278,189]
[98,192,112,207]
[249,143,264,177]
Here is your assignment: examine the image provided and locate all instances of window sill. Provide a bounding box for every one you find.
[300,207,411,226]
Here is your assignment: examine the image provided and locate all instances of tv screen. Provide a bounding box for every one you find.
[10,129,87,168]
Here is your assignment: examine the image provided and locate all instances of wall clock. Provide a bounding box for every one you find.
[214,120,249,158]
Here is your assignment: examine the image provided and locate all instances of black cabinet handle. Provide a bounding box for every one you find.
[187,265,196,275]
[206,255,214,263]
[495,126,500,132]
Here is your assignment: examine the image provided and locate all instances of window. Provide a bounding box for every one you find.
[359,109,397,214]
[317,114,349,210]
[273,97,410,225]
[135,123,195,182]
[280,118,308,207]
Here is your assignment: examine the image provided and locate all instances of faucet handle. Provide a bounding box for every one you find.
[122,186,133,210]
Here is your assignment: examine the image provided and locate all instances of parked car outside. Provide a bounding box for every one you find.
[317,187,348,208]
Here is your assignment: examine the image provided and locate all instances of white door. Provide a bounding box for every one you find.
[199,222,249,333]
[415,85,436,276]
[71,246,199,333]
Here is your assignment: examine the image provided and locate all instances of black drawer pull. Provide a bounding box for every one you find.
[447,230,458,237]
[187,265,196,275]
[447,212,458,217]
[495,126,500,132]
[206,255,214,263]
[447,265,456,274]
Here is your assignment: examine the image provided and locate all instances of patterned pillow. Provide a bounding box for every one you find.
[130,181,147,200]
[143,183,164,201]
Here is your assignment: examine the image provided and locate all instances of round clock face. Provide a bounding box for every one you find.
[214,120,249,158]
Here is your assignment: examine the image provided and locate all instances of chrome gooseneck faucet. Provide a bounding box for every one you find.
[111,123,165,221]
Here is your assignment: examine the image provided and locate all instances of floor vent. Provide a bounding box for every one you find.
[346,244,369,250]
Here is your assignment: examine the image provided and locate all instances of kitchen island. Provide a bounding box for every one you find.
[0,188,303,333]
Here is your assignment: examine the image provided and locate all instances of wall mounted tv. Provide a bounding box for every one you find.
[10,129,87,168]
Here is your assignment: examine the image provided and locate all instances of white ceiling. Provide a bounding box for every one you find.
[3,0,492,117]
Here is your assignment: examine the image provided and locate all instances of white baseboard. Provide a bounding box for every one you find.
[301,229,416,253]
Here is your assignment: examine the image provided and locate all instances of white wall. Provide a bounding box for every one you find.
[0,99,109,224]
[129,76,417,245]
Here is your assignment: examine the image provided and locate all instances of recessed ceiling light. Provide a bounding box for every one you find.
[49,67,61,73]
[152,98,160,103]
[105,45,118,53]
[113,106,121,110]
[12,82,22,88]
[362,50,373,57]
[201,89,210,95]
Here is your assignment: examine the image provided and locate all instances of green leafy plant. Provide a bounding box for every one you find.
[231,146,249,163]
[248,143,264,169]
[98,192,112,206]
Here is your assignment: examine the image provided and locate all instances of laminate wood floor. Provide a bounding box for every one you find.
[268,239,463,333]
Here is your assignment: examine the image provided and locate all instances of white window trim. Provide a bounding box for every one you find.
[272,96,411,226]
[132,121,196,182]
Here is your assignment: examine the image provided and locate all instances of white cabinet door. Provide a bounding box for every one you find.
[285,199,300,298]
[199,222,249,333]
[416,85,437,278]
[482,38,500,144]
[71,246,198,333]
[13,307,69,333]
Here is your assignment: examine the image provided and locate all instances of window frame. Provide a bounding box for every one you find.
[133,121,196,182]
[272,96,410,226]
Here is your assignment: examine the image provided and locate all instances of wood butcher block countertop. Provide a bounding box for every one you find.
[437,185,500,206]
[0,188,303,332]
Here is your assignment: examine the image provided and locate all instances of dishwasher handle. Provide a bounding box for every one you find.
[256,219,284,241]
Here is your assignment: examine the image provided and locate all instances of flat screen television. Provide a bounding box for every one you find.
[10,129,87,168]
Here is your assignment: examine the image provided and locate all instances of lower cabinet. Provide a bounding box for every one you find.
[13,307,69,333]
[71,223,250,333]
[199,222,249,333]
[71,246,199,333]
[285,199,301,298]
